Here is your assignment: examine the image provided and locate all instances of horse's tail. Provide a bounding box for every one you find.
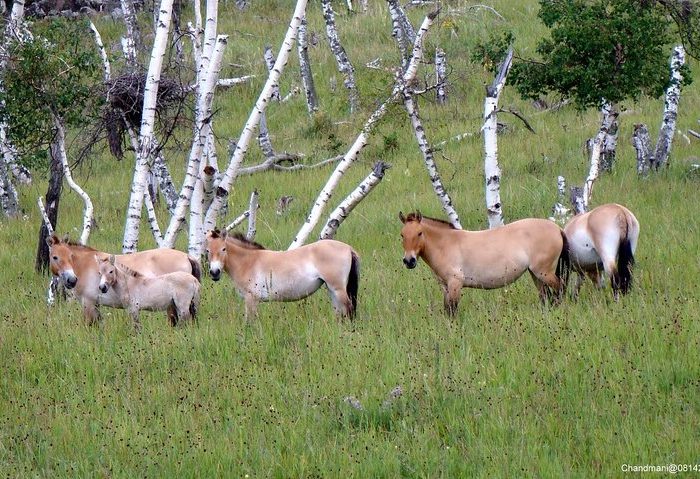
[615,237,635,295]
[556,230,571,297]
[189,281,201,323]
[346,251,360,318]
[188,255,202,282]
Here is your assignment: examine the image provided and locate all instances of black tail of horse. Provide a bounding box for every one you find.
[614,237,635,295]
[189,256,202,282]
[556,230,571,297]
[346,252,360,318]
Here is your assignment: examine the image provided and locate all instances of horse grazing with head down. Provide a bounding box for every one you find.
[399,211,570,315]
[563,203,639,299]
[46,234,201,325]
[96,254,201,332]
[206,229,360,321]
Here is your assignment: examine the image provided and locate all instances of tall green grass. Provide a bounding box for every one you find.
[1,0,699,476]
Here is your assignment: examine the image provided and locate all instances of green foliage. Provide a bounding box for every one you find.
[487,0,689,109]
[0,18,104,158]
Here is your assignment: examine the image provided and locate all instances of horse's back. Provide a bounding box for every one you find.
[118,248,195,277]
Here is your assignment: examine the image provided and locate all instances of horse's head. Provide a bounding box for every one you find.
[399,211,425,269]
[96,254,117,293]
[46,234,78,289]
[205,229,227,281]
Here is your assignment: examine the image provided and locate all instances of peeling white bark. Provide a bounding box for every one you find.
[37,197,54,236]
[53,114,94,245]
[264,46,281,101]
[200,0,218,81]
[549,175,571,226]
[246,189,259,240]
[321,0,358,113]
[298,15,318,114]
[387,0,415,68]
[403,89,461,228]
[224,210,250,231]
[654,45,685,169]
[89,21,111,83]
[202,165,217,210]
[319,161,390,239]
[122,0,175,253]
[632,124,652,176]
[120,0,140,69]
[289,11,438,249]
[483,47,513,228]
[202,0,309,234]
[435,47,447,104]
[581,109,618,211]
[163,35,227,253]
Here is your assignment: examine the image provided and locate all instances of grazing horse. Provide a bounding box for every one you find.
[46,234,201,325]
[399,211,570,314]
[563,203,639,299]
[205,229,360,321]
[97,255,201,332]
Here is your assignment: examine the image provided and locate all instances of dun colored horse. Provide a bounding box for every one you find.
[205,229,360,320]
[563,203,639,299]
[47,234,201,325]
[399,211,569,314]
[97,255,201,332]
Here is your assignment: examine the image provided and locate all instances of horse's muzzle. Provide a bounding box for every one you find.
[209,269,221,281]
[63,274,78,289]
[99,284,108,294]
[403,257,417,269]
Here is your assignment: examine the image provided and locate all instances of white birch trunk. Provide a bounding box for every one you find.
[144,191,164,247]
[387,0,415,68]
[122,0,174,253]
[53,115,94,245]
[200,0,218,81]
[0,148,19,218]
[163,35,227,253]
[258,112,275,159]
[264,46,281,101]
[632,123,652,176]
[89,21,111,83]
[246,189,259,240]
[37,197,54,236]
[582,109,619,211]
[654,45,686,170]
[202,165,217,210]
[225,210,250,231]
[298,15,318,114]
[599,101,618,172]
[321,0,358,113]
[289,11,438,249]
[120,0,140,69]
[435,47,447,104]
[549,175,571,226]
[201,0,309,234]
[319,161,390,239]
[403,90,461,228]
[483,47,513,228]
[152,152,179,212]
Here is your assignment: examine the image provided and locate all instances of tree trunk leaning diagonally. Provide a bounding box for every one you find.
[298,14,318,114]
[483,47,513,229]
[387,0,415,69]
[289,10,439,249]
[321,0,358,114]
[201,0,310,236]
[122,0,175,253]
[319,161,391,240]
[653,44,685,170]
[403,89,462,228]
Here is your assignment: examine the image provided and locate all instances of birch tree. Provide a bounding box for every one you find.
[298,15,318,114]
[289,11,438,249]
[483,47,513,229]
[122,0,175,253]
[653,45,686,170]
[321,0,358,113]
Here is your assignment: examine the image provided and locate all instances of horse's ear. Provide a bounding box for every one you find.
[46,234,59,247]
[399,211,406,224]
[416,210,423,222]
[108,254,115,265]
[221,229,228,240]
[62,233,70,243]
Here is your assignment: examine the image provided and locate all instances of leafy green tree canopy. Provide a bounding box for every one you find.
[476,0,693,110]
[0,18,104,165]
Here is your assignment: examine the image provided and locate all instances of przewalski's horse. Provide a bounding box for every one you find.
[205,229,360,321]
[563,203,639,299]
[46,234,201,325]
[399,211,570,315]
[97,255,201,332]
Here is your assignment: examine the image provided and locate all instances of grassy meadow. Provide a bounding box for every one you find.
[2,0,700,476]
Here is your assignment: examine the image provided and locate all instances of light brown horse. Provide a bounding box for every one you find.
[205,230,360,321]
[47,234,201,325]
[399,211,569,314]
[97,255,201,332]
[563,203,639,299]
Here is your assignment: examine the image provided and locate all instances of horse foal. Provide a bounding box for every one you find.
[97,255,201,332]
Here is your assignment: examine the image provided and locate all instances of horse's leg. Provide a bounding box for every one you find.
[244,293,258,322]
[82,300,101,326]
[571,272,585,300]
[443,279,462,315]
[326,286,353,318]
[128,307,142,334]
[167,301,179,327]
